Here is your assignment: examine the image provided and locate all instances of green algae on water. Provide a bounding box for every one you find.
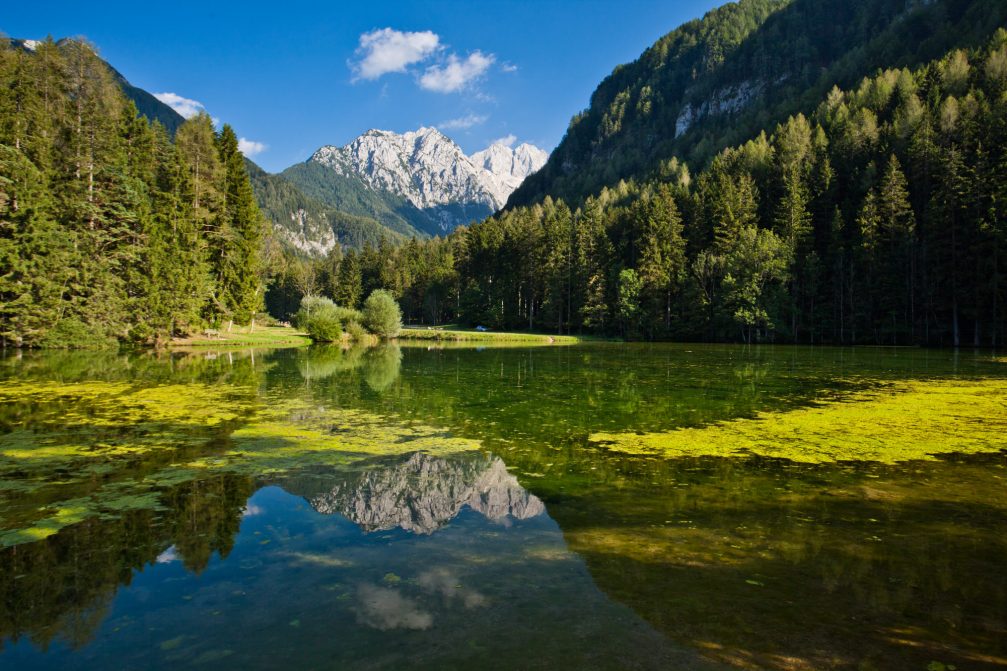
[0,377,478,547]
[589,379,1007,464]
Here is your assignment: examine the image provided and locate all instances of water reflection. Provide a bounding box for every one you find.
[1,344,1006,670]
[282,452,544,534]
[1,456,701,670]
[295,343,403,392]
[0,472,255,651]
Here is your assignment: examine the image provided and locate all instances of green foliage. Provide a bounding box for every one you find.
[35,319,118,350]
[0,40,267,347]
[616,269,643,337]
[345,320,368,342]
[362,289,402,338]
[295,295,343,342]
[301,311,343,342]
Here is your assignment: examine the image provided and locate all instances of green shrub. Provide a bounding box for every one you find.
[302,310,343,342]
[296,295,344,342]
[37,319,118,350]
[345,321,368,342]
[295,295,336,326]
[253,311,280,327]
[332,306,364,327]
[362,290,402,338]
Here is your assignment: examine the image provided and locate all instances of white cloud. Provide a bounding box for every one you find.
[501,62,518,73]
[153,92,208,119]
[356,584,433,631]
[351,28,440,81]
[420,51,495,93]
[238,138,267,157]
[438,113,488,131]
[491,134,517,147]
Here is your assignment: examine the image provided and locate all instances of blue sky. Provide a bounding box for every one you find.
[4,1,722,172]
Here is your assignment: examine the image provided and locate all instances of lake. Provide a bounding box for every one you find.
[1,343,1005,670]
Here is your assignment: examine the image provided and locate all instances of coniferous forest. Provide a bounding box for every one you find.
[4,31,1007,347]
[0,38,263,348]
[273,32,1007,347]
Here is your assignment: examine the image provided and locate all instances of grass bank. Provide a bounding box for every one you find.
[170,325,311,348]
[396,326,594,344]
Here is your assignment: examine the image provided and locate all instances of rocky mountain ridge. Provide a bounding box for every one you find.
[296,452,545,535]
[307,128,547,232]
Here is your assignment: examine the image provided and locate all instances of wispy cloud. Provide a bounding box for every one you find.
[501,62,518,73]
[420,51,495,93]
[490,134,517,147]
[153,92,205,119]
[438,113,489,131]
[350,28,440,81]
[238,138,267,157]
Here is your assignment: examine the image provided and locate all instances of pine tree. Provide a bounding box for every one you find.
[573,196,613,331]
[877,154,917,342]
[143,123,211,342]
[711,170,759,253]
[214,124,264,326]
[335,250,363,308]
[635,184,686,335]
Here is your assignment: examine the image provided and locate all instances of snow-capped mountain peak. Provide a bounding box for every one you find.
[308,128,548,231]
[471,141,550,206]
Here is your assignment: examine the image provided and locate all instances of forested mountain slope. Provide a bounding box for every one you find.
[246,160,404,255]
[509,0,1007,209]
[280,161,431,240]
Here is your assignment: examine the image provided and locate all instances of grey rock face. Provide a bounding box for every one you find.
[307,452,546,534]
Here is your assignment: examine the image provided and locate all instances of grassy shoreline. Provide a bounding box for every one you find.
[395,327,600,344]
[170,325,311,348]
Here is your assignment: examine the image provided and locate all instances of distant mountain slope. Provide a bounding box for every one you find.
[280,161,432,239]
[245,160,405,255]
[286,128,547,237]
[508,0,1007,208]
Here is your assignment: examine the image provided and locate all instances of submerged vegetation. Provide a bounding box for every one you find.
[0,344,475,547]
[590,378,1007,463]
[0,344,1006,669]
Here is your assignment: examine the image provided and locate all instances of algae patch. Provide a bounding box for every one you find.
[589,379,1007,464]
[0,379,478,547]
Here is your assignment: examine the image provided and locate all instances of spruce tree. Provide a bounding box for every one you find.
[215,124,264,326]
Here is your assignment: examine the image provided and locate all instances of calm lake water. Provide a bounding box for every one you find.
[1,343,1005,670]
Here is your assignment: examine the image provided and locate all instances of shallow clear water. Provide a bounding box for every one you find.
[1,344,1005,670]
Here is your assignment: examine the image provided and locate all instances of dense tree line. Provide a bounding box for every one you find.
[0,38,265,347]
[279,34,1007,346]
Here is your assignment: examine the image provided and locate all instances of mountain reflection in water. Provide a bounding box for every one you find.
[289,452,545,534]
